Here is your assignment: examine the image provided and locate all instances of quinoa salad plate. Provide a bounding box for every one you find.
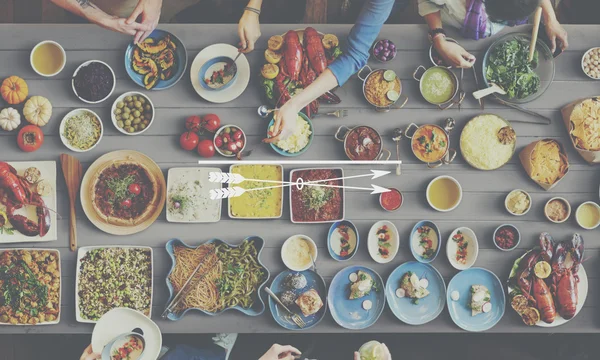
[75,246,153,323]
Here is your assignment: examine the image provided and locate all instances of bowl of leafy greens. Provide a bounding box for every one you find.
[482,32,555,104]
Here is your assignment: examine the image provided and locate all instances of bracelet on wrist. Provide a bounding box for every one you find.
[244,6,261,16]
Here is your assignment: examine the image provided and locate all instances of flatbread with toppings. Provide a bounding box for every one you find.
[90,161,159,226]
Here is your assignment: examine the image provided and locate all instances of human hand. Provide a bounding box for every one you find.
[353,343,392,360]
[80,344,100,360]
[433,37,475,68]
[238,10,261,53]
[544,18,568,53]
[104,17,151,36]
[263,101,300,143]
[259,344,301,360]
[127,0,162,44]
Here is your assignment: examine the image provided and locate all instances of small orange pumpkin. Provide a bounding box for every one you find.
[1,76,29,105]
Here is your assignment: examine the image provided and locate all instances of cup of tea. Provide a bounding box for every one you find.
[30,40,66,77]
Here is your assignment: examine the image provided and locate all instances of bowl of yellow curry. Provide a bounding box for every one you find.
[228,164,284,219]
[405,118,456,168]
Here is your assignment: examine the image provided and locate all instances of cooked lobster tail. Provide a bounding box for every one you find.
[282,31,303,81]
[304,27,328,75]
[533,277,556,324]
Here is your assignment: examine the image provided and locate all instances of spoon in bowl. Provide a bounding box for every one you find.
[472,82,506,100]
[258,105,276,118]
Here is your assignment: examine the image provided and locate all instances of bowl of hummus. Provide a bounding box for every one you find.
[357,65,408,111]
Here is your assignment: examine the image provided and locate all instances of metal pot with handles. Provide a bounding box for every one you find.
[357,65,408,112]
[404,117,457,168]
[413,65,463,110]
[335,125,391,161]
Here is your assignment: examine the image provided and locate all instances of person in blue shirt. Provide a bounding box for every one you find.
[238,0,396,140]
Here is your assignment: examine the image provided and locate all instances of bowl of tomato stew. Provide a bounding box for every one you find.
[334,125,390,161]
[404,118,456,168]
[290,168,345,223]
[379,188,402,211]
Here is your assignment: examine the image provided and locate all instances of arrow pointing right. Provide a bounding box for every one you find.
[370,185,392,194]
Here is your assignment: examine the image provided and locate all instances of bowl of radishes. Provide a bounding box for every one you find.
[371,39,397,62]
[214,124,246,157]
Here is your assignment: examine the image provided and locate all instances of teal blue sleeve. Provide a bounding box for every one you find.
[328,0,396,86]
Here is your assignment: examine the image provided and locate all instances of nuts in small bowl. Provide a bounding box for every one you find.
[582,47,600,79]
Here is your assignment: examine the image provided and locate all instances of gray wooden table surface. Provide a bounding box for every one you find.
[0,24,598,334]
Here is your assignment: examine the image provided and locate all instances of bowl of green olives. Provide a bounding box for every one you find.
[111,91,155,135]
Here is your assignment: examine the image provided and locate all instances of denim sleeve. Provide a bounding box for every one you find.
[328,0,396,86]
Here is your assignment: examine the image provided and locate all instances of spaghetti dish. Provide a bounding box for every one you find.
[169,239,267,313]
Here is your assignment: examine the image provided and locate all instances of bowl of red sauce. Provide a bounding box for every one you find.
[493,224,520,251]
[379,188,403,212]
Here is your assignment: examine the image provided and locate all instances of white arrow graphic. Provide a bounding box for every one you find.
[209,187,247,200]
[208,169,390,185]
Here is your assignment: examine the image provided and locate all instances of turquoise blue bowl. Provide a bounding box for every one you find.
[327,220,359,261]
[385,261,446,325]
[198,56,238,91]
[164,237,270,320]
[446,267,506,332]
[410,220,442,263]
[268,269,327,331]
[267,112,313,157]
[328,266,385,330]
[124,29,187,90]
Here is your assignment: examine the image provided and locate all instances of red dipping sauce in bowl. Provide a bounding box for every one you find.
[379,188,402,211]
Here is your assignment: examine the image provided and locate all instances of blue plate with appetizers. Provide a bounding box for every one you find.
[267,269,327,330]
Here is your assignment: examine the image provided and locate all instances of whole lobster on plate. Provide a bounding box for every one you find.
[272,27,342,119]
[0,162,50,237]
[512,232,584,324]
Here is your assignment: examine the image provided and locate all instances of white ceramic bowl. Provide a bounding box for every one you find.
[575,201,600,230]
[581,47,600,80]
[504,189,532,216]
[493,224,521,251]
[426,175,463,212]
[111,91,155,136]
[59,108,103,152]
[544,197,571,224]
[30,40,66,77]
[367,220,399,264]
[72,60,116,104]
[214,124,247,157]
[281,235,318,272]
[446,227,478,270]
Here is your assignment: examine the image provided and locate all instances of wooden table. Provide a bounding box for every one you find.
[0,24,598,334]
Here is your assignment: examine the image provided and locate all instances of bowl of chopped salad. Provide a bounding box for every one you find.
[60,108,103,152]
[482,32,555,104]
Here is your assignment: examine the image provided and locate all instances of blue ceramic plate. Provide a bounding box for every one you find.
[385,261,446,325]
[446,267,505,332]
[125,29,187,90]
[327,220,359,261]
[267,112,314,157]
[268,270,327,330]
[328,266,385,330]
[164,237,270,320]
[410,220,442,263]
[198,56,238,91]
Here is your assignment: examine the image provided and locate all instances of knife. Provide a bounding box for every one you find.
[60,154,83,252]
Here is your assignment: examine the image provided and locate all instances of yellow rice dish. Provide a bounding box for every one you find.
[229,164,283,218]
[460,114,515,170]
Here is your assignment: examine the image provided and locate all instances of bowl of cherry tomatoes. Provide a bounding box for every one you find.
[213,125,246,157]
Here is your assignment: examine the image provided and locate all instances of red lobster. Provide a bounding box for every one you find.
[0,162,50,237]
[516,233,554,304]
[304,27,328,75]
[551,234,584,320]
[281,31,303,81]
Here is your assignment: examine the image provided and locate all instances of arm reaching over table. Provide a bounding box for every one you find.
[238,0,263,53]
[269,0,395,142]
[50,0,153,41]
